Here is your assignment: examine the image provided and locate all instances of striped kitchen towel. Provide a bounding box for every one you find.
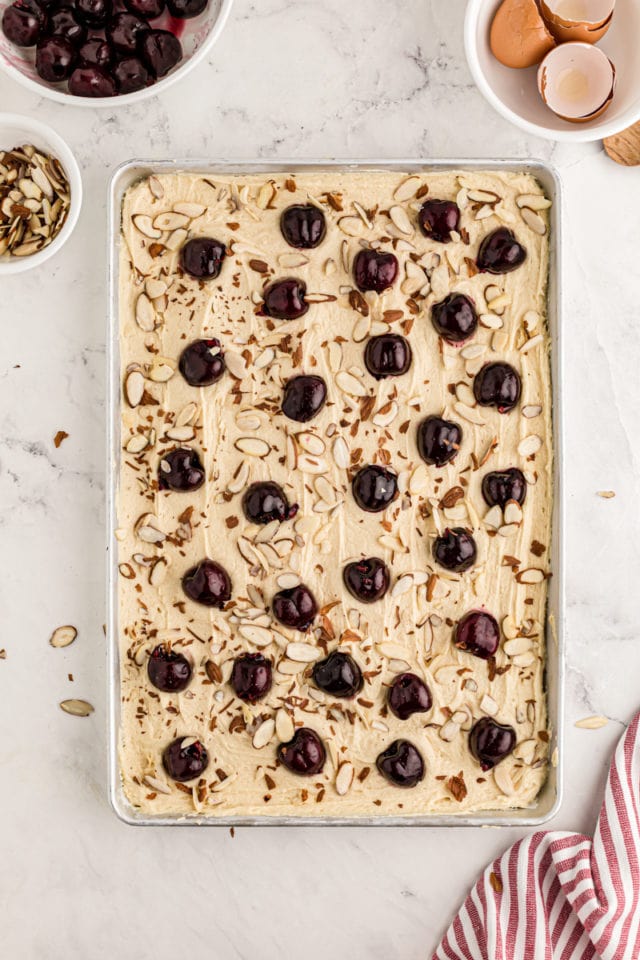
[434,713,640,960]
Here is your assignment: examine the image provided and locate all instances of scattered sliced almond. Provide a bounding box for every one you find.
[60,699,94,717]
[335,761,354,796]
[520,207,546,236]
[235,437,270,458]
[494,764,515,796]
[575,715,608,730]
[393,176,421,202]
[518,435,542,457]
[125,370,145,408]
[389,205,413,235]
[49,625,77,648]
[286,642,321,663]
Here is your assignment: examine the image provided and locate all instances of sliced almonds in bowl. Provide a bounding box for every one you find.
[0,143,70,260]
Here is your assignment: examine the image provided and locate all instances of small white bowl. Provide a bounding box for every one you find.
[0,0,233,108]
[0,113,82,275]
[464,0,640,141]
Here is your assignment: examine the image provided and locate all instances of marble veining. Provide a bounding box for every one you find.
[0,0,639,956]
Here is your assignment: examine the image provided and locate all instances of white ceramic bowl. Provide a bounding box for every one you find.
[0,0,233,108]
[464,0,640,141]
[0,113,82,275]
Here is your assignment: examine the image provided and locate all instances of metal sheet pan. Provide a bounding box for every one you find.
[107,159,564,827]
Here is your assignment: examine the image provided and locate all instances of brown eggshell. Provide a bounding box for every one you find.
[540,0,614,43]
[490,0,557,68]
[538,42,616,122]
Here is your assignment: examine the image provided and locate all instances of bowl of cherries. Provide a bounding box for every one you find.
[0,0,232,103]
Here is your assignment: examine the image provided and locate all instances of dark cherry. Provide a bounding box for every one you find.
[418,199,460,243]
[388,673,432,720]
[353,249,398,293]
[124,0,165,16]
[482,468,527,508]
[114,55,150,92]
[36,36,76,82]
[343,557,390,603]
[230,653,272,703]
[352,465,397,513]
[417,415,462,467]
[474,363,521,413]
[180,237,226,280]
[68,64,116,95]
[242,481,297,525]
[49,6,87,45]
[158,447,205,492]
[277,728,326,776]
[280,204,326,249]
[433,528,477,572]
[272,584,317,631]
[166,0,206,17]
[78,36,114,68]
[182,559,231,608]
[364,334,412,379]
[1,0,46,46]
[281,375,327,422]
[431,293,478,344]
[376,740,424,787]
[76,0,110,28]
[140,28,181,77]
[312,651,363,698]
[106,12,149,55]
[469,717,517,771]
[179,338,224,386]
[477,227,527,274]
[163,737,208,782]
[147,644,192,693]
[263,278,308,321]
[455,610,500,660]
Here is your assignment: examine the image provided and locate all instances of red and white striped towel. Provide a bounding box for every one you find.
[434,713,640,960]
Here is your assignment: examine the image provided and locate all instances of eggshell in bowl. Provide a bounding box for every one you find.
[490,0,556,68]
[538,41,616,122]
[540,0,615,43]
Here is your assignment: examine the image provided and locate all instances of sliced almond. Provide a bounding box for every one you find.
[145,278,167,299]
[504,636,533,657]
[332,436,349,469]
[377,642,408,660]
[498,523,519,538]
[504,500,523,525]
[165,228,188,251]
[297,454,329,475]
[520,207,546,236]
[518,435,542,457]
[235,411,262,431]
[372,401,398,428]
[166,425,195,442]
[439,720,460,742]
[296,432,326,456]
[483,505,503,529]
[239,624,273,647]
[133,214,161,239]
[516,194,552,211]
[524,310,540,334]
[254,347,275,369]
[286,642,321,663]
[480,694,498,716]
[173,201,206,218]
[335,761,354,796]
[393,176,421,202]
[502,615,519,640]
[460,343,486,360]
[49,625,77,648]
[227,460,250,495]
[336,371,368,397]
[409,464,429,495]
[391,574,413,598]
[148,357,176,382]
[575,715,608,730]
[275,708,295,742]
[479,312,503,330]
[225,351,247,380]
[338,216,364,237]
[135,293,156,331]
[149,557,169,586]
[235,437,270,458]
[125,370,145,408]
[389,204,413,235]
[60,699,94,717]
[516,567,545,584]
[520,334,543,355]
[522,404,542,419]
[492,330,508,353]
[152,211,189,231]
[252,717,275,749]
[278,252,309,268]
[125,434,148,454]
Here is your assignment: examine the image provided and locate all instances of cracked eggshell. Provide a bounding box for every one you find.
[540,0,615,43]
[490,0,556,68]
[538,42,616,122]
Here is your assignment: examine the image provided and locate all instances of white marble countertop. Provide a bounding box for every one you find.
[1,1,639,956]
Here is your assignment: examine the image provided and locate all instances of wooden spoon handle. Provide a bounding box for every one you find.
[603,119,640,166]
